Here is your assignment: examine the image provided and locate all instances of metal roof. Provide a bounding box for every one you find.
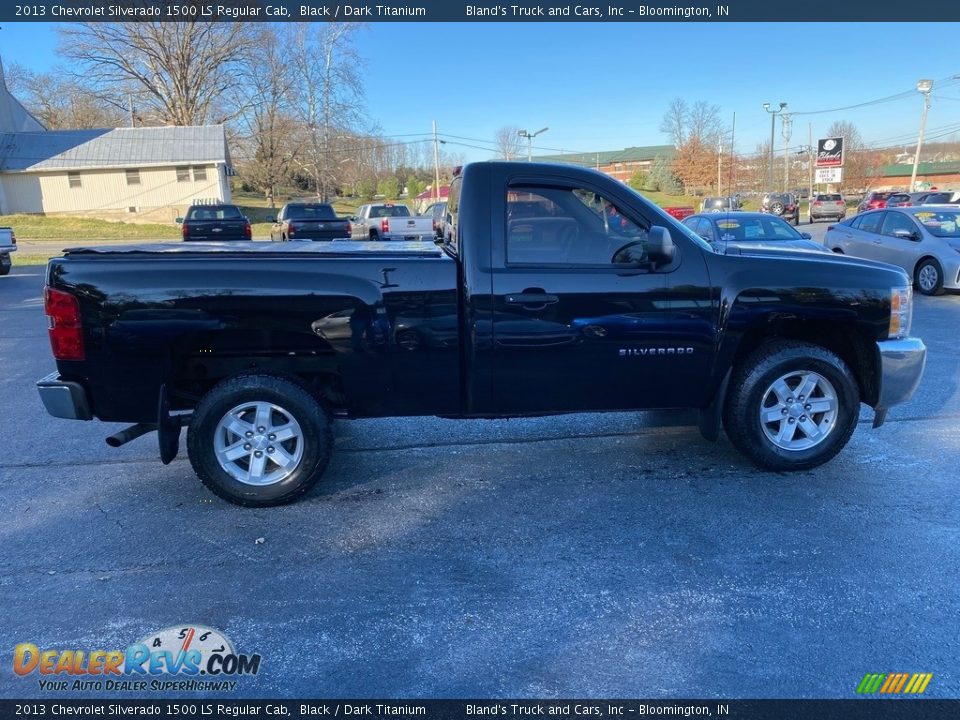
[532,145,675,166]
[0,125,229,172]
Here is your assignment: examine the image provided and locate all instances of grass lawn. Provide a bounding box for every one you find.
[0,214,179,241]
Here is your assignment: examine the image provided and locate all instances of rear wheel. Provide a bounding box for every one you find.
[187,374,332,506]
[0,254,10,276]
[723,341,860,471]
[915,258,945,296]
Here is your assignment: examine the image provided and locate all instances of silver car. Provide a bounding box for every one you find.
[825,206,960,295]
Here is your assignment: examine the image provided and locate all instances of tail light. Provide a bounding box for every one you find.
[10,231,15,246]
[814,201,822,206]
[381,218,390,235]
[288,221,296,238]
[181,223,189,239]
[45,287,85,361]
[836,200,844,206]
[244,221,252,240]
[346,221,352,236]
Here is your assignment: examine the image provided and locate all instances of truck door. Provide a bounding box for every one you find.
[481,177,716,415]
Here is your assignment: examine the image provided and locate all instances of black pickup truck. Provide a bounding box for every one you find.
[176,204,252,242]
[38,162,926,506]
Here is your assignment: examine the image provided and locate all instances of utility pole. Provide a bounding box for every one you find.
[808,123,814,212]
[518,127,549,162]
[782,113,793,192]
[717,141,722,196]
[432,120,441,203]
[909,79,934,192]
[763,102,787,190]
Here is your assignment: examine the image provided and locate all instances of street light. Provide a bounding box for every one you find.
[763,102,787,190]
[909,79,934,192]
[518,127,549,162]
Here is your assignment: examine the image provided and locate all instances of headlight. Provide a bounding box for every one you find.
[889,286,913,339]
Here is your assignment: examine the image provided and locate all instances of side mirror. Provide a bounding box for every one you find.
[893,229,921,241]
[174,217,184,224]
[799,232,812,239]
[265,215,275,223]
[649,226,676,265]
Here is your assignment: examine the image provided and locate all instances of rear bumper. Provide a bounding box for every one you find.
[875,338,926,412]
[36,372,93,420]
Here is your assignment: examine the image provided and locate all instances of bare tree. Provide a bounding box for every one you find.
[660,98,724,192]
[495,126,523,160]
[233,28,298,207]
[58,22,255,126]
[6,62,124,129]
[290,22,366,200]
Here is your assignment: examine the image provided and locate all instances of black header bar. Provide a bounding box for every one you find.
[2,0,958,22]
[0,700,957,720]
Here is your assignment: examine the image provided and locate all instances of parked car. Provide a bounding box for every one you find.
[0,226,15,276]
[683,212,826,253]
[662,206,695,221]
[176,204,252,241]
[268,202,351,241]
[857,191,893,214]
[699,196,741,213]
[350,203,434,241]
[825,206,960,295]
[422,201,448,240]
[912,190,960,205]
[759,192,800,225]
[36,161,925,506]
[810,193,847,223]
[884,192,931,208]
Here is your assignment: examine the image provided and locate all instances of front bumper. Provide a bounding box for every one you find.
[36,372,93,420]
[874,338,926,422]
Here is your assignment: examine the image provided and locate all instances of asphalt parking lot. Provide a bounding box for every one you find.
[1,255,958,700]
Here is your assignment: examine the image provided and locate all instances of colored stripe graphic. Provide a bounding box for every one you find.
[857,673,932,694]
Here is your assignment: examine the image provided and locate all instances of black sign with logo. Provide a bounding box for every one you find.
[817,137,844,168]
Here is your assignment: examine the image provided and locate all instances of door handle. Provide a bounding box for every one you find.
[505,293,559,307]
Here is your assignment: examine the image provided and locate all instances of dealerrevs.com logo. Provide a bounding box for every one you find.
[13,625,261,692]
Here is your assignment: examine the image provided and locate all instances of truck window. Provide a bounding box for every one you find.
[369,205,411,218]
[287,204,336,220]
[188,205,244,221]
[505,185,651,267]
[445,177,461,254]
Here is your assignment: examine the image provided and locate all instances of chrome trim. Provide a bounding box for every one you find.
[36,372,93,420]
[875,338,926,416]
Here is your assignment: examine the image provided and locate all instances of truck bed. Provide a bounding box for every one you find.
[62,240,446,258]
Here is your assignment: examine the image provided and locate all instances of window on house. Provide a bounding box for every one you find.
[125,169,141,185]
[176,167,190,182]
[67,172,82,189]
[192,166,207,181]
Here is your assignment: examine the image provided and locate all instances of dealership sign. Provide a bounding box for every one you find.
[816,137,844,168]
[815,167,843,184]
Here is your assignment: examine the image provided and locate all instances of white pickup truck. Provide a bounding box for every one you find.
[349,203,435,241]
[0,227,15,276]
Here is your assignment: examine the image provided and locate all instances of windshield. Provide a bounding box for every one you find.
[913,210,960,237]
[715,216,802,241]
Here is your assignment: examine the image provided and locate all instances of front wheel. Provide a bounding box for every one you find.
[723,341,860,471]
[915,258,944,296]
[187,374,332,506]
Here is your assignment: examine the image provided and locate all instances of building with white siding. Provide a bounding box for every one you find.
[0,58,232,220]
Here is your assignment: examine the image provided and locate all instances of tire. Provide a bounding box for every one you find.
[187,374,333,506]
[722,341,860,472]
[915,258,945,296]
[0,255,10,276]
[281,233,287,242]
[770,201,785,215]
[369,230,380,241]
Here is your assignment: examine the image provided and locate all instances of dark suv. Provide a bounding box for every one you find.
[760,192,800,225]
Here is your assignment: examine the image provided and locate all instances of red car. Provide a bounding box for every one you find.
[663,206,695,220]
[857,191,892,213]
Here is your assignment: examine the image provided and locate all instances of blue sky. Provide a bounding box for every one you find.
[2,22,959,162]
